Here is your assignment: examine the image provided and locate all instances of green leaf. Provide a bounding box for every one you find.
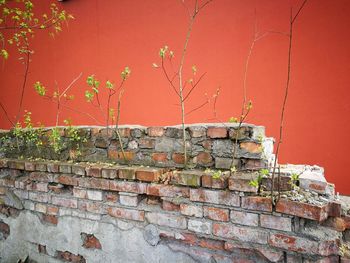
[33,81,46,96]
[106,80,114,89]
[1,49,8,59]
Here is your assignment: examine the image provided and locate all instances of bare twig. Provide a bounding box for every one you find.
[0,101,14,126]
[271,0,308,205]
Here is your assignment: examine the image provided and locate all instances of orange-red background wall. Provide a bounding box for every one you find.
[1,0,349,194]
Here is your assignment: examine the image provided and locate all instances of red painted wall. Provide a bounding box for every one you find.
[1,0,349,194]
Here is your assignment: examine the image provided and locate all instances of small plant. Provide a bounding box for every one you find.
[85,67,131,162]
[64,119,87,159]
[249,168,270,192]
[289,173,300,189]
[48,127,63,153]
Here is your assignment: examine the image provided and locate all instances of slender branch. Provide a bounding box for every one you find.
[115,89,127,163]
[0,101,14,126]
[183,72,207,101]
[59,72,83,99]
[271,0,308,205]
[14,49,30,125]
[161,58,180,97]
[185,99,209,116]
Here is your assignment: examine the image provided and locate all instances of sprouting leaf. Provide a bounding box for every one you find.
[192,65,197,75]
[106,80,114,89]
[1,49,8,59]
[85,90,94,102]
[33,81,46,96]
[121,66,131,80]
[259,169,269,176]
[228,117,238,123]
[246,100,253,110]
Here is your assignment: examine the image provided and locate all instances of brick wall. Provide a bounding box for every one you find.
[0,157,349,262]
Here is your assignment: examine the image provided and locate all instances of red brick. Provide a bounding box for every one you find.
[110,180,147,193]
[172,170,202,187]
[152,153,168,162]
[55,250,86,263]
[198,239,225,251]
[59,164,72,174]
[240,142,262,153]
[35,163,47,172]
[71,164,87,176]
[147,196,161,205]
[58,174,78,186]
[180,204,203,217]
[229,173,258,193]
[81,233,102,249]
[108,149,135,161]
[8,160,25,170]
[101,167,118,179]
[261,176,292,191]
[107,206,144,221]
[147,127,164,137]
[48,183,64,194]
[52,196,78,208]
[47,163,59,173]
[42,214,58,225]
[78,177,109,190]
[260,214,292,231]
[25,161,36,171]
[73,188,87,199]
[269,233,318,254]
[86,166,102,178]
[136,168,162,182]
[47,206,59,215]
[190,188,239,207]
[244,159,266,170]
[118,167,137,180]
[195,152,213,165]
[276,199,328,221]
[203,206,229,222]
[0,221,10,239]
[29,192,50,203]
[104,192,119,203]
[14,176,30,189]
[27,182,48,192]
[162,200,180,211]
[147,184,189,197]
[146,212,187,229]
[207,127,228,138]
[327,201,342,217]
[118,128,131,137]
[139,138,155,148]
[241,196,272,212]
[29,172,55,183]
[78,200,103,214]
[319,240,340,256]
[213,223,268,244]
[172,153,185,164]
[202,173,229,189]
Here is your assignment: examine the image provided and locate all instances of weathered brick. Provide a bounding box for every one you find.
[107,206,144,221]
[110,180,147,194]
[86,189,103,201]
[47,163,59,173]
[172,170,202,187]
[180,204,203,217]
[81,233,102,250]
[136,168,162,182]
[260,214,292,231]
[229,173,258,193]
[194,152,213,166]
[119,192,140,207]
[213,223,268,244]
[101,167,118,179]
[201,172,229,189]
[172,153,185,164]
[71,164,86,176]
[86,166,102,178]
[214,157,233,170]
[27,182,48,192]
[14,176,30,189]
[73,188,87,199]
[29,172,55,183]
[28,192,50,203]
[59,164,72,174]
[147,184,189,198]
[188,126,206,138]
[118,167,137,180]
[152,153,168,162]
[104,192,119,203]
[52,196,77,209]
[0,221,10,239]
[42,214,58,225]
[146,212,187,229]
[48,183,64,194]
[35,203,47,213]
[230,210,259,226]
[47,206,59,215]
[203,206,229,222]
[58,174,78,186]
[35,163,47,172]
[261,176,292,191]
[139,138,155,148]
[8,160,25,170]
[207,127,227,138]
[299,171,328,194]
[78,200,103,214]
[188,219,211,234]
[147,127,164,137]
[25,161,36,171]
[241,196,272,212]
[108,149,135,162]
[276,199,328,221]
[240,142,262,154]
[269,233,318,254]
[162,200,180,211]
[0,159,8,168]
[190,189,239,207]
[55,250,86,263]
[78,177,109,190]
